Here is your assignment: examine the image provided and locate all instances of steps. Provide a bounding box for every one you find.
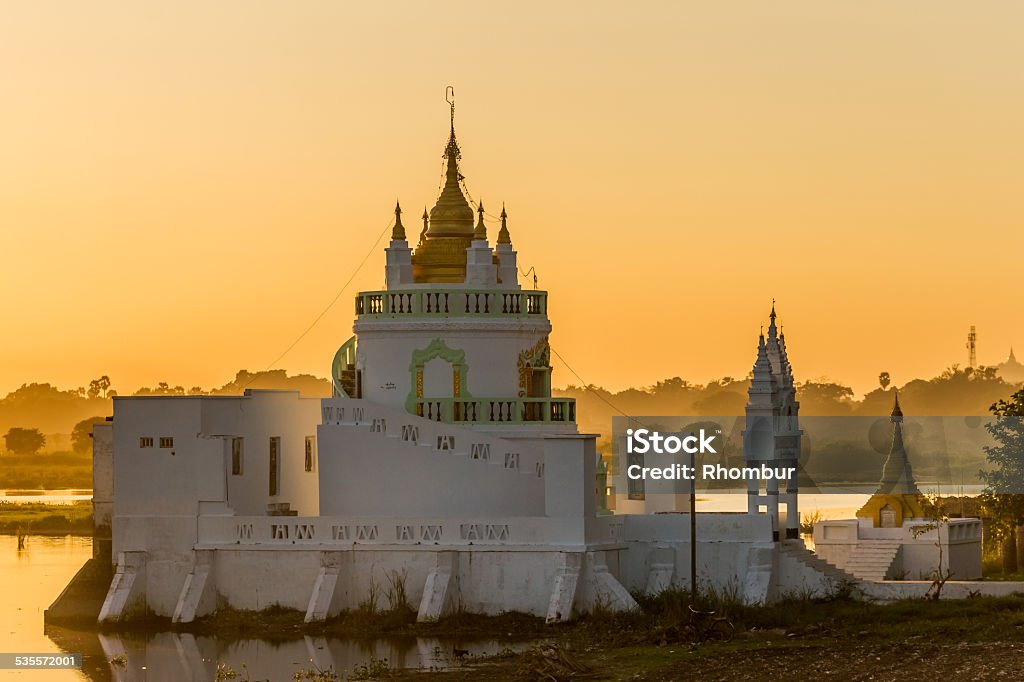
[842,540,901,581]
[339,401,545,484]
[779,540,860,584]
[338,364,358,398]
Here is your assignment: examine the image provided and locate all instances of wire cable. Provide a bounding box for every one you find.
[549,345,645,428]
[245,216,394,388]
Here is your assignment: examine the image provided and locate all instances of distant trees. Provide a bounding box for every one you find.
[796,381,856,415]
[879,372,891,391]
[133,382,187,396]
[71,416,107,454]
[87,376,112,399]
[211,370,331,398]
[4,427,45,455]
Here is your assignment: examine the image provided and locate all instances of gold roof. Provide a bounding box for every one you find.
[412,103,477,282]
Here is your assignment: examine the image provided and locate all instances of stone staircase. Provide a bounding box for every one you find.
[324,399,546,485]
[841,539,901,581]
[779,540,860,584]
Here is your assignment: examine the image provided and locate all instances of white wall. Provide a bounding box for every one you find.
[317,398,548,518]
[92,421,114,529]
[112,398,224,517]
[354,319,551,409]
[200,391,322,516]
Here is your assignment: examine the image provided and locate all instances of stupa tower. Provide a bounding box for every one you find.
[332,90,574,432]
[743,302,802,540]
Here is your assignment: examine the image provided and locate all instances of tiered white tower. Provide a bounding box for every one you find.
[332,102,574,433]
[743,304,802,540]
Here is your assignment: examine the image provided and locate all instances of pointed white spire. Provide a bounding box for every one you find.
[767,299,779,340]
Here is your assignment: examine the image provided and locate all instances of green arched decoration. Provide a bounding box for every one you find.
[405,338,471,413]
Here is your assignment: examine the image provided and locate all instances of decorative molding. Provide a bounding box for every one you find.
[405,338,471,413]
[518,336,551,397]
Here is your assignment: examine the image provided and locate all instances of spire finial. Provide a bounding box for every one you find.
[767,299,779,339]
[391,200,406,240]
[418,206,428,242]
[444,86,460,160]
[497,203,511,244]
[473,199,487,240]
[891,389,903,420]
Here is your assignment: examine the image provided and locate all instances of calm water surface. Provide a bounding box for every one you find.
[1,533,525,681]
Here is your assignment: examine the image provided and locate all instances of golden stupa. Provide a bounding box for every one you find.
[410,101,477,283]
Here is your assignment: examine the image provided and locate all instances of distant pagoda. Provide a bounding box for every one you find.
[856,391,926,528]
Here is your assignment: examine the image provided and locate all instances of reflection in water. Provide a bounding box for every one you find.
[1,534,93,681]
[95,633,521,682]
[7,530,523,681]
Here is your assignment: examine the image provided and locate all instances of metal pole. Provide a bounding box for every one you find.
[690,432,697,602]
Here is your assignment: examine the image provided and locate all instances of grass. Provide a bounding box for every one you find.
[380,591,1024,680]
[84,587,1024,679]
[0,500,93,535]
[0,450,92,489]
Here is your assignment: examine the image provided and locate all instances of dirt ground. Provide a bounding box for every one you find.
[391,634,1024,681]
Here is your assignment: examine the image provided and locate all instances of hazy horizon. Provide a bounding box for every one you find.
[3,2,1022,398]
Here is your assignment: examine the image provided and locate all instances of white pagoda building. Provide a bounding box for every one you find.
[80,98,852,631]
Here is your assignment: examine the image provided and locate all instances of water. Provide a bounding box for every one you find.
[1,534,525,681]
[1,490,93,504]
[697,492,871,519]
[1,535,93,681]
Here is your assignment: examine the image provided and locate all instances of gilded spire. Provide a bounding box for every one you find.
[391,201,406,240]
[444,85,460,161]
[497,204,511,244]
[419,207,428,242]
[767,299,778,339]
[426,86,474,238]
[473,200,488,240]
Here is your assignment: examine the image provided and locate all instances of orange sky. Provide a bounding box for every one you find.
[1,2,1022,398]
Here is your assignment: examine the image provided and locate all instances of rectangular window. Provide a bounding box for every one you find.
[159,437,174,449]
[627,451,645,501]
[269,437,280,496]
[231,438,244,475]
[139,437,154,448]
[304,436,316,473]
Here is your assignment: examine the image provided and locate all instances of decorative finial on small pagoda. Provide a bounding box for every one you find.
[497,203,511,244]
[891,389,903,421]
[391,201,406,240]
[767,299,779,339]
[473,200,487,240]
